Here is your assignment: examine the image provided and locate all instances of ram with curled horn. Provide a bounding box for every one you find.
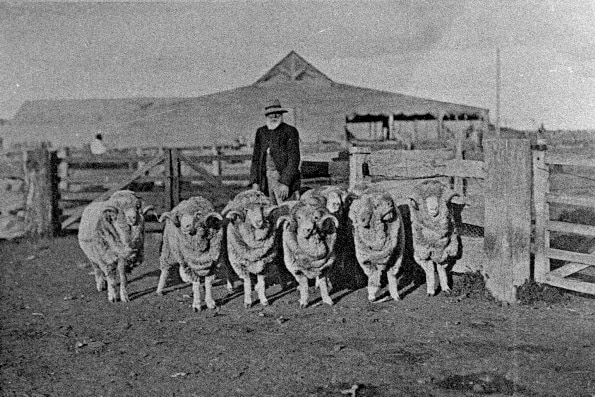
[276,196,339,308]
[78,190,153,302]
[408,180,460,296]
[222,189,282,308]
[156,196,224,312]
[348,187,405,302]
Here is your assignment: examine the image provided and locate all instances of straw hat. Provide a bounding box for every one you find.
[264,99,289,116]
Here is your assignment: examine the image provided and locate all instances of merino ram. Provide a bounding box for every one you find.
[277,196,339,308]
[157,197,223,311]
[408,180,460,296]
[348,188,405,302]
[78,190,150,302]
[222,190,280,308]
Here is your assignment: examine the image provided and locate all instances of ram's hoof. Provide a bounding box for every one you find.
[299,302,308,309]
[192,305,203,312]
[442,288,452,295]
[156,290,164,296]
[244,302,252,309]
[322,298,334,306]
[120,294,130,303]
[206,302,218,310]
[260,300,269,307]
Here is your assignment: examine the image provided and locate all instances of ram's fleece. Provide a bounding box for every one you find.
[222,189,279,308]
[349,188,405,302]
[78,190,149,302]
[157,197,223,311]
[409,180,459,296]
[277,196,339,308]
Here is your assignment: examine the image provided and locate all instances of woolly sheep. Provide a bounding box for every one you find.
[277,196,339,308]
[157,196,223,311]
[348,188,405,302]
[408,180,459,296]
[222,189,280,308]
[78,190,150,302]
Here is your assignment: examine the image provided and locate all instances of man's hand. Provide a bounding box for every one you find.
[252,183,259,191]
[277,184,289,201]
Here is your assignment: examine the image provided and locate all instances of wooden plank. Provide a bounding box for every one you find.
[483,139,532,303]
[548,262,591,278]
[368,158,484,179]
[534,148,552,283]
[547,192,595,208]
[62,175,161,184]
[547,220,595,237]
[440,159,485,178]
[180,174,251,182]
[182,153,252,163]
[177,152,236,195]
[543,274,595,295]
[60,154,165,229]
[545,154,595,167]
[65,155,155,165]
[546,248,595,266]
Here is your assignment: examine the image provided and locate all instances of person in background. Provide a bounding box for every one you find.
[90,133,107,155]
[249,99,301,204]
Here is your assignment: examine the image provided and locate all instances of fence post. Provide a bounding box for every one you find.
[165,148,181,210]
[212,146,222,176]
[23,145,58,237]
[532,145,549,282]
[453,128,465,195]
[483,138,532,303]
[349,146,370,189]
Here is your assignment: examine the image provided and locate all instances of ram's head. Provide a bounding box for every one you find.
[107,190,153,226]
[278,200,338,243]
[409,180,458,218]
[302,186,352,218]
[223,190,277,228]
[159,197,222,236]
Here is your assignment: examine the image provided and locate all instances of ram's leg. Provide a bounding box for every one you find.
[156,261,170,295]
[255,274,269,306]
[417,259,437,296]
[242,276,253,308]
[105,269,118,303]
[118,259,130,303]
[387,272,400,301]
[367,269,381,302]
[192,281,203,312]
[204,274,217,310]
[296,275,309,309]
[437,263,451,294]
[92,264,106,292]
[317,276,334,306]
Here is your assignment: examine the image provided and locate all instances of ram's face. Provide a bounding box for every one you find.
[425,196,440,217]
[245,205,265,229]
[295,205,325,239]
[179,213,201,235]
[326,192,342,215]
[123,202,141,226]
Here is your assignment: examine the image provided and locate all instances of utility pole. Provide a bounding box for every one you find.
[496,47,501,138]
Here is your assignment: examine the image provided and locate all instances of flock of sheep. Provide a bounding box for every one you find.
[77,181,461,311]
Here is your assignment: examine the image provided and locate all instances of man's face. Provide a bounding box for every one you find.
[266,113,283,129]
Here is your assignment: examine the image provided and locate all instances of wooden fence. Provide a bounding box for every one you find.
[57,145,345,231]
[533,148,595,295]
[350,139,537,302]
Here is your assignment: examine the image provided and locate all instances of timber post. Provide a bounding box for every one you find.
[165,148,180,210]
[349,146,371,189]
[212,146,222,176]
[532,145,549,283]
[483,138,532,303]
[23,144,59,237]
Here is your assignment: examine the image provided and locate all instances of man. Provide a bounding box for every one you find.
[249,99,301,204]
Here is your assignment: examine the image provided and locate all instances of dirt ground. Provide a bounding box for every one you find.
[1,234,594,397]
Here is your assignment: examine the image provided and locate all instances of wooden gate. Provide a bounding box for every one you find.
[59,147,249,231]
[533,147,595,295]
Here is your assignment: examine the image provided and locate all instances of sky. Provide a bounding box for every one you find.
[1,0,594,130]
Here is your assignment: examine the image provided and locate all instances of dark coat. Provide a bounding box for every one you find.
[249,122,301,197]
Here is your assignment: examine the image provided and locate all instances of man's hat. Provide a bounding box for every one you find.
[264,99,289,116]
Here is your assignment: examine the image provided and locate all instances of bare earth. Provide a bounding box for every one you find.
[1,234,594,397]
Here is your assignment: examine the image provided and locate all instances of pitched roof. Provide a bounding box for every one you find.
[253,51,333,86]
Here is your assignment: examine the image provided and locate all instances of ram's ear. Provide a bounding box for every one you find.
[142,205,155,216]
[276,215,294,231]
[225,209,245,224]
[443,188,459,203]
[205,212,223,229]
[408,197,419,211]
[159,211,179,227]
